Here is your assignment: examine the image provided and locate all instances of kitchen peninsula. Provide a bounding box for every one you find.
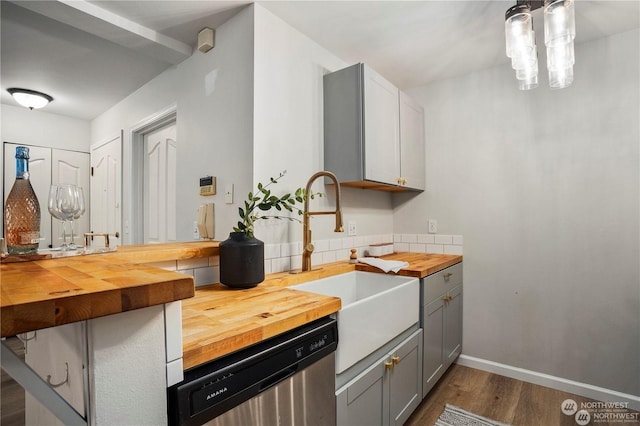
[1,241,461,425]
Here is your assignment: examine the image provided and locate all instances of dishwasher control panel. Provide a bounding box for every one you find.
[168,317,338,426]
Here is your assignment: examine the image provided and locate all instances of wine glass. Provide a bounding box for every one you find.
[55,184,81,250]
[70,187,85,249]
[48,184,69,250]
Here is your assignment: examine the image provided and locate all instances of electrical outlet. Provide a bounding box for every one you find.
[428,219,438,234]
[348,221,357,236]
[193,221,200,240]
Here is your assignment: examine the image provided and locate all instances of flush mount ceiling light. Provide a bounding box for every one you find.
[7,88,54,110]
[505,0,575,90]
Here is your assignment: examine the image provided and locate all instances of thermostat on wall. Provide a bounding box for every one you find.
[199,176,216,196]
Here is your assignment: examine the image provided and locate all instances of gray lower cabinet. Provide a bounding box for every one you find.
[336,329,423,426]
[422,263,463,398]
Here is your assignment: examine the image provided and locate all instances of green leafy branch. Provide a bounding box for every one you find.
[234,171,322,238]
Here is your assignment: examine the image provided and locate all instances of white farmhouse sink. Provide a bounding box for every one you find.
[292,272,419,374]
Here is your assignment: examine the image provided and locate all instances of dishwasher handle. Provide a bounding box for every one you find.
[259,366,298,392]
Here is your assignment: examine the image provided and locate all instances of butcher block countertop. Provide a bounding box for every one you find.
[181,252,462,369]
[356,252,462,278]
[0,248,202,337]
[101,241,219,263]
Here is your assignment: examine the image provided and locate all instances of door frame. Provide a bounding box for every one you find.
[129,105,177,244]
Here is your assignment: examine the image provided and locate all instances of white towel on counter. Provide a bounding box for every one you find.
[357,257,409,273]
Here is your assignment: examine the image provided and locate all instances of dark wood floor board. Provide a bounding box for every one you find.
[406,363,639,426]
[1,337,25,426]
[475,373,523,424]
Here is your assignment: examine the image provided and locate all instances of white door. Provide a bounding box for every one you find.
[143,124,176,243]
[52,150,90,248]
[4,143,52,249]
[90,134,122,247]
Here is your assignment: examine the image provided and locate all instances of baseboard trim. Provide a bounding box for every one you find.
[456,354,640,411]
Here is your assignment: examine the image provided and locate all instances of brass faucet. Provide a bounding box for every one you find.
[302,171,343,271]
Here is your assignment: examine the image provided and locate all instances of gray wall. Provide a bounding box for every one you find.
[91,5,255,243]
[395,29,640,396]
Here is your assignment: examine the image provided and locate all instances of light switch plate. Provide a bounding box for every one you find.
[225,184,233,204]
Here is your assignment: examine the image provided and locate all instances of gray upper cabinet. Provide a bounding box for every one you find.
[399,92,426,191]
[324,63,425,192]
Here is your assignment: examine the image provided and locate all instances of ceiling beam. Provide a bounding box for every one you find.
[10,0,192,65]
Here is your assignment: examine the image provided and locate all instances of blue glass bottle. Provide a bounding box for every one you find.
[4,146,41,254]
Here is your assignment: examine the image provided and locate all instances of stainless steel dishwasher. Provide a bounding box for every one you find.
[168,316,338,426]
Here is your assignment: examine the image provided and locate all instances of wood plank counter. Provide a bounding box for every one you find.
[181,253,462,369]
[356,252,462,278]
[181,262,355,369]
[1,255,195,337]
[101,241,219,263]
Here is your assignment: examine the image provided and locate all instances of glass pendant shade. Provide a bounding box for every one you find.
[505,5,539,90]
[544,0,575,88]
[7,88,53,110]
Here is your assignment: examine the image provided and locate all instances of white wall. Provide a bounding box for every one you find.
[91,5,255,243]
[1,104,90,153]
[395,29,640,397]
[252,4,394,245]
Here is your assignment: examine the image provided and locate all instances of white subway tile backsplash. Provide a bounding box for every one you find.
[272,257,291,273]
[329,238,342,251]
[145,260,177,271]
[417,234,434,244]
[178,268,194,278]
[194,266,218,286]
[354,236,366,247]
[322,251,337,264]
[177,257,208,270]
[289,241,302,256]
[280,243,291,257]
[444,245,463,255]
[290,255,302,271]
[311,252,323,266]
[395,242,410,252]
[435,234,453,245]
[452,235,464,245]
[314,239,330,253]
[426,244,444,254]
[264,259,273,275]
[341,237,355,248]
[409,243,426,253]
[264,243,280,259]
[401,234,417,243]
[394,234,402,242]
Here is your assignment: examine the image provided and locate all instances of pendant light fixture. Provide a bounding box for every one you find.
[505,0,575,90]
[7,88,54,110]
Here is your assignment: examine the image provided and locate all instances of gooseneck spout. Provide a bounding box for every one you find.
[302,171,343,272]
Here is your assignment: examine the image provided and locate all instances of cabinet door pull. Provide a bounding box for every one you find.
[46,362,69,388]
[442,295,452,302]
[392,355,400,365]
[443,272,453,280]
[384,360,393,370]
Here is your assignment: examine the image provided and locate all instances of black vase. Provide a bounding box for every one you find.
[219,232,265,289]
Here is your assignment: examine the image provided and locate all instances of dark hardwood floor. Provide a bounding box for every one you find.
[1,337,25,426]
[2,340,637,426]
[406,363,639,426]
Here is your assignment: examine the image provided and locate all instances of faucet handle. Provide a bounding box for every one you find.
[305,242,315,253]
